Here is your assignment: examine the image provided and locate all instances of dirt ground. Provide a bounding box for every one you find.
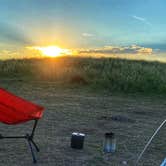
[0,80,166,166]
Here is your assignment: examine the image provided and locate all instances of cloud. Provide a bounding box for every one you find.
[0,46,40,59]
[0,22,33,45]
[79,45,153,55]
[132,15,152,26]
[82,33,94,37]
[144,43,166,52]
[132,15,146,21]
[0,49,18,59]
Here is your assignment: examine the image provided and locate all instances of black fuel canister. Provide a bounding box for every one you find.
[71,132,85,149]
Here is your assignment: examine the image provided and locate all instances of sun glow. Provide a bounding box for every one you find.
[30,46,72,57]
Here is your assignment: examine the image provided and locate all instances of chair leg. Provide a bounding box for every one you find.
[27,139,37,163]
[30,139,40,152]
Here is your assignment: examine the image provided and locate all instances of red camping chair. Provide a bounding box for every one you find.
[0,88,44,163]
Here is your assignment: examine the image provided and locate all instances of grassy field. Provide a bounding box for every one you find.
[0,57,166,166]
[1,57,166,94]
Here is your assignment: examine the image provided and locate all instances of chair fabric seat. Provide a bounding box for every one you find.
[0,88,44,125]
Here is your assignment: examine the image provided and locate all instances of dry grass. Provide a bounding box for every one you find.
[1,57,166,94]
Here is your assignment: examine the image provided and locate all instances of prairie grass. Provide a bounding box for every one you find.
[0,57,166,93]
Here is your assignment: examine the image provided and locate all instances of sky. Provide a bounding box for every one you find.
[0,0,166,59]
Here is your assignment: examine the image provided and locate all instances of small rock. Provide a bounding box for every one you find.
[122,161,127,165]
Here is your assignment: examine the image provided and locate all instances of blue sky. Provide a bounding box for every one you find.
[0,0,166,58]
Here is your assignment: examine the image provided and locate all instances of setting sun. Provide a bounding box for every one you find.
[32,46,72,57]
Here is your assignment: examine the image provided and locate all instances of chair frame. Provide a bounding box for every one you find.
[0,119,39,163]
